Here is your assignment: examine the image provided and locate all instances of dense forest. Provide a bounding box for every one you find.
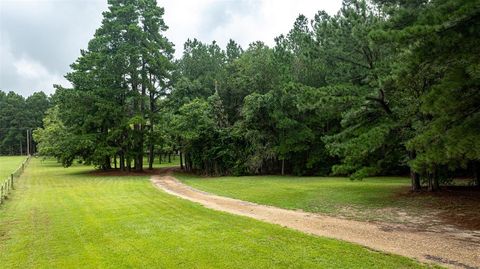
[0,91,50,155]
[32,0,480,191]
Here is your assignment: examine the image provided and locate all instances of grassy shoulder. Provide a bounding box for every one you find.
[176,174,411,213]
[0,159,428,268]
[0,156,27,180]
[176,174,480,228]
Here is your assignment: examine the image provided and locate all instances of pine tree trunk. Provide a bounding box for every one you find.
[408,151,421,191]
[148,144,154,170]
[427,172,433,191]
[410,170,421,191]
[428,169,439,192]
[473,162,480,187]
[432,168,439,191]
[180,152,184,170]
[148,84,156,171]
[120,152,125,171]
[114,155,117,169]
[214,161,219,176]
[103,156,111,170]
[281,159,285,176]
[433,175,439,191]
[136,154,143,172]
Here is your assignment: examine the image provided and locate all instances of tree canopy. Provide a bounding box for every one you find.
[0,90,50,155]
[32,0,480,190]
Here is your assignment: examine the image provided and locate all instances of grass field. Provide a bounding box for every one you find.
[144,154,180,168]
[0,158,427,268]
[177,174,461,224]
[0,156,27,180]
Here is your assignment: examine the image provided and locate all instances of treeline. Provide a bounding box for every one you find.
[167,0,480,190]
[0,91,50,155]
[34,0,480,190]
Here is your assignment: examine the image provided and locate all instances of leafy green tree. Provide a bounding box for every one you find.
[0,90,50,155]
[33,106,79,166]
[50,0,174,171]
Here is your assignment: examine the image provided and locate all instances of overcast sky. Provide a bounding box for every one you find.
[0,0,342,97]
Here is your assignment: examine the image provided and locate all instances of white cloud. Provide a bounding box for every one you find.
[163,0,342,52]
[0,0,343,96]
[14,57,49,79]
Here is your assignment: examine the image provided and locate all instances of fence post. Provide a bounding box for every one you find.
[11,174,14,190]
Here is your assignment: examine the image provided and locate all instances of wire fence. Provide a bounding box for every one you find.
[0,156,30,205]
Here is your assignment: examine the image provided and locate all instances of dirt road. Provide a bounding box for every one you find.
[151,174,480,269]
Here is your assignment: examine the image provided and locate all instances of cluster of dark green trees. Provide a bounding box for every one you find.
[0,91,50,155]
[34,0,480,190]
[35,0,174,170]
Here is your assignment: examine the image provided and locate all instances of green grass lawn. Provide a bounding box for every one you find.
[143,154,180,168]
[0,156,27,180]
[0,159,428,268]
[176,174,444,223]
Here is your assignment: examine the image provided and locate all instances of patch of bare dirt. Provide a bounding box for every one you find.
[151,174,480,269]
[395,187,480,231]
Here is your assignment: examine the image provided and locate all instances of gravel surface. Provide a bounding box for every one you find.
[151,175,480,269]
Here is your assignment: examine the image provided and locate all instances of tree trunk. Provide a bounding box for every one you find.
[281,159,285,176]
[410,170,421,191]
[148,81,156,171]
[136,154,143,172]
[473,162,480,187]
[433,176,439,191]
[427,172,433,191]
[214,161,219,176]
[428,169,439,192]
[114,155,117,169]
[103,156,111,171]
[120,152,125,171]
[408,151,421,191]
[168,153,171,163]
[158,151,162,164]
[180,151,184,170]
[148,144,154,170]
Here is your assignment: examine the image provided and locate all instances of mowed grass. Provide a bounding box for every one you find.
[143,155,180,169]
[177,174,437,222]
[0,156,27,180]
[0,159,428,268]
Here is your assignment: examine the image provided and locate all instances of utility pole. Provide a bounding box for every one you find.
[26,129,30,156]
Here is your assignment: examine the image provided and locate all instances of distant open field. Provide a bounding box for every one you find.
[0,156,27,180]
[143,154,180,168]
[0,158,427,268]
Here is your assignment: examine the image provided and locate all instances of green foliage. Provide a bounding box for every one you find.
[29,0,479,188]
[37,0,174,170]
[162,0,480,185]
[0,91,50,155]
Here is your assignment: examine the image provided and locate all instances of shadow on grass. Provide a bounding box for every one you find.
[83,167,181,177]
